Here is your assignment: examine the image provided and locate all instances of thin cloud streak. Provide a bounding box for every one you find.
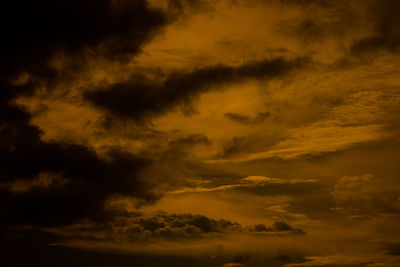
[170,176,318,194]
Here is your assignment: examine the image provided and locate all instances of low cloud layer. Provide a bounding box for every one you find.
[63,210,304,243]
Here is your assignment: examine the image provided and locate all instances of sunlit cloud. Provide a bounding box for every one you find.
[170,176,317,194]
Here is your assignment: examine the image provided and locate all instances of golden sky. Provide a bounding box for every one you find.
[2,0,400,266]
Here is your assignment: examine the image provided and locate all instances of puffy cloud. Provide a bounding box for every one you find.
[64,210,304,242]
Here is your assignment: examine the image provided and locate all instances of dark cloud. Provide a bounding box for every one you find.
[84,57,310,123]
[350,0,400,56]
[1,0,169,83]
[65,210,304,241]
[249,221,304,233]
[0,0,180,227]
[0,146,156,226]
[225,112,270,124]
[0,0,231,229]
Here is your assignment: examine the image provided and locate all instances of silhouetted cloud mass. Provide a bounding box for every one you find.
[65,210,304,241]
[0,0,172,226]
[84,57,309,123]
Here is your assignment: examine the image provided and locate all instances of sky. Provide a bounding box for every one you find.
[1,0,400,266]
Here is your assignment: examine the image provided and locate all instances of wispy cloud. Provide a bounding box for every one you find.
[208,90,398,162]
[170,176,317,194]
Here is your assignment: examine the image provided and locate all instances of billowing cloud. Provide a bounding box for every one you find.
[59,210,304,244]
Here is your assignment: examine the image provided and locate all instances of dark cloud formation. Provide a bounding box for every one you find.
[225,112,270,124]
[0,147,155,226]
[1,0,168,82]
[248,221,304,233]
[0,0,178,227]
[350,0,400,55]
[66,210,304,241]
[0,115,156,225]
[84,57,309,123]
